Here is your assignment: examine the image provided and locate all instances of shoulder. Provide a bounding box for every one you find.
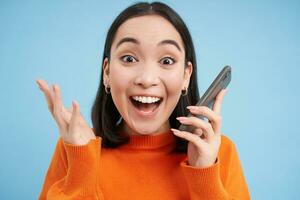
[219,134,239,162]
[220,134,236,149]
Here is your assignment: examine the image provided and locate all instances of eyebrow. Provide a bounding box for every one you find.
[115,37,182,52]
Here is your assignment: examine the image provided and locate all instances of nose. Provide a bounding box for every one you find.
[133,62,160,88]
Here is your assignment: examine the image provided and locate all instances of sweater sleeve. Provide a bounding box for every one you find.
[180,135,251,200]
[38,136,104,200]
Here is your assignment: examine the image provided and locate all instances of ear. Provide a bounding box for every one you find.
[102,57,110,86]
[183,61,193,89]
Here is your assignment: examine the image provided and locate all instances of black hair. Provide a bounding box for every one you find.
[91,1,199,153]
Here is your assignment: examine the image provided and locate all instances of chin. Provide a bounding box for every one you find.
[129,122,169,136]
[122,117,169,136]
[132,127,159,135]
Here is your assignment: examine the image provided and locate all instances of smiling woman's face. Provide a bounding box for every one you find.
[103,14,193,136]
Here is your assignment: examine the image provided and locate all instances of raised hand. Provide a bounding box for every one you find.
[171,89,227,168]
[36,79,96,145]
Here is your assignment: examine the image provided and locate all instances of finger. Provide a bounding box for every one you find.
[194,128,203,137]
[176,116,215,141]
[181,125,206,139]
[53,84,67,130]
[36,79,54,114]
[212,89,227,115]
[69,100,80,131]
[60,103,73,125]
[186,106,222,133]
[171,128,206,148]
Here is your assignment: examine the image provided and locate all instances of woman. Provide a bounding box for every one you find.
[37,2,250,200]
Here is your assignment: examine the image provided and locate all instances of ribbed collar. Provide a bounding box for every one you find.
[118,129,176,150]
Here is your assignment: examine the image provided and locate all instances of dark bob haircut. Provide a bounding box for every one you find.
[91,1,200,153]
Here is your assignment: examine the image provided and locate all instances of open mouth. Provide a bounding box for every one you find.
[129,96,163,113]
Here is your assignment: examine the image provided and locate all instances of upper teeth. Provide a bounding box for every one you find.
[132,96,161,103]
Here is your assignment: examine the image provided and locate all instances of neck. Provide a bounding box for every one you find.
[119,120,171,136]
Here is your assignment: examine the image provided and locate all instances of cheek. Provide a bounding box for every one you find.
[164,70,184,95]
[109,65,129,93]
[108,64,133,116]
[162,70,185,112]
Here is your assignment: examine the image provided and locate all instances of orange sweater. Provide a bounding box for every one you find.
[39,129,250,200]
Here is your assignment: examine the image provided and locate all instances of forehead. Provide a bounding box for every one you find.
[112,14,184,49]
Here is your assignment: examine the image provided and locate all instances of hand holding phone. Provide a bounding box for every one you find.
[178,66,231,133]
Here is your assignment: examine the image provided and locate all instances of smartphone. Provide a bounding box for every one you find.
[178,65,231,132]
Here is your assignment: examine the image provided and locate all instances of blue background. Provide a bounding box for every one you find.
[0,0,299,199]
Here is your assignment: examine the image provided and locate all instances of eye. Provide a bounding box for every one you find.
[160,57,176,65]
[120,55,138,63]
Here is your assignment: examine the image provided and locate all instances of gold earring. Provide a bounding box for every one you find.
[181,87,188,96]
[105,85,111,94]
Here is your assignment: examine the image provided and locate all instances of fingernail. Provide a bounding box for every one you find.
[171,128,180,134]
[72,101,77,108]
[187,106,197,109]
[53,85,56,91]
[176,117,187,121]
